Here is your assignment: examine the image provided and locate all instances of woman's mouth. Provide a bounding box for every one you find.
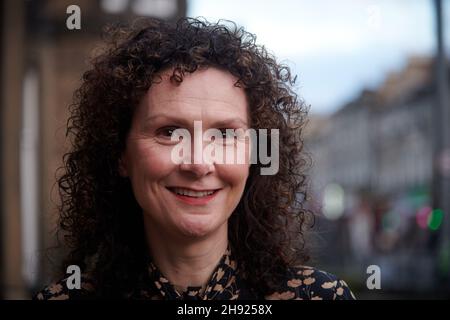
[166,187,221,205]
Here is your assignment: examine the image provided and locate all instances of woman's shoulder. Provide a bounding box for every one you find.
[33,275,97,300]
[264,266,356,300]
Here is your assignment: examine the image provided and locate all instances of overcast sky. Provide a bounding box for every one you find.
[188,0,450,114]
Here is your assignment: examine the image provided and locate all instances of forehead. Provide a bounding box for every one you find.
[141,67,249,122]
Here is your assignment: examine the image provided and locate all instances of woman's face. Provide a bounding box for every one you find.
[120,67,250,240]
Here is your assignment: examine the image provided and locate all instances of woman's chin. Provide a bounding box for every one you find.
[177,216,223,238]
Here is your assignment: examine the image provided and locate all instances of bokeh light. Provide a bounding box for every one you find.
[428,208,444,231]
[322,183,345,220]
[416,206,433,229]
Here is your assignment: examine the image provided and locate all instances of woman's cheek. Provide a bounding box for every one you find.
[217,163,249,186]
[141,144,177,175]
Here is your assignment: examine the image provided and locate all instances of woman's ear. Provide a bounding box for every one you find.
[118,155,129,177]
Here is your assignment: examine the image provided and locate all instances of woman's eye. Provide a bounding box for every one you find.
[157,126,179,138]
[218,129,236,142]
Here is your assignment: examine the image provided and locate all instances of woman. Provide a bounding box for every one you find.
[35,18,355,300]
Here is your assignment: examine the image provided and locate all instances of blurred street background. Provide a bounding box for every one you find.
[1,0,449,299]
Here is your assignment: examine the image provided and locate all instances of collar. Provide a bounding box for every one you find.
[147,246,240,300]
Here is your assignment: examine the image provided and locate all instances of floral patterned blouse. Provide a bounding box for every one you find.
[34,247,356,300]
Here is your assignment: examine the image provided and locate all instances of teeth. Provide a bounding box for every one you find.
[172,188,215,197]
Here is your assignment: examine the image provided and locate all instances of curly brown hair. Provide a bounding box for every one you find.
[57,17,313,297]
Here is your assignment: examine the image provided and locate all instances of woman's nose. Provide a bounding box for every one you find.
[178,136,216,178]
[179,162,214,178]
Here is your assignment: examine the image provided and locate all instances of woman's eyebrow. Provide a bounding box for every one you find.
[143,114,190,126]
[212,118,248,128]
[143,114,248,128]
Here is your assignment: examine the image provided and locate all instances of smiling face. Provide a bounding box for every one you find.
[120,67,251,241]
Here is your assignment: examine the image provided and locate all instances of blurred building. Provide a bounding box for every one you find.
[373,57,434,195]
[1,0,186,299]
[305,56,449,296]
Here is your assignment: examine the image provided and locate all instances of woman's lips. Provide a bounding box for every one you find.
[166,187,220,205]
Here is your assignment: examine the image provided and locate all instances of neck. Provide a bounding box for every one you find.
[144,219,228,289]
